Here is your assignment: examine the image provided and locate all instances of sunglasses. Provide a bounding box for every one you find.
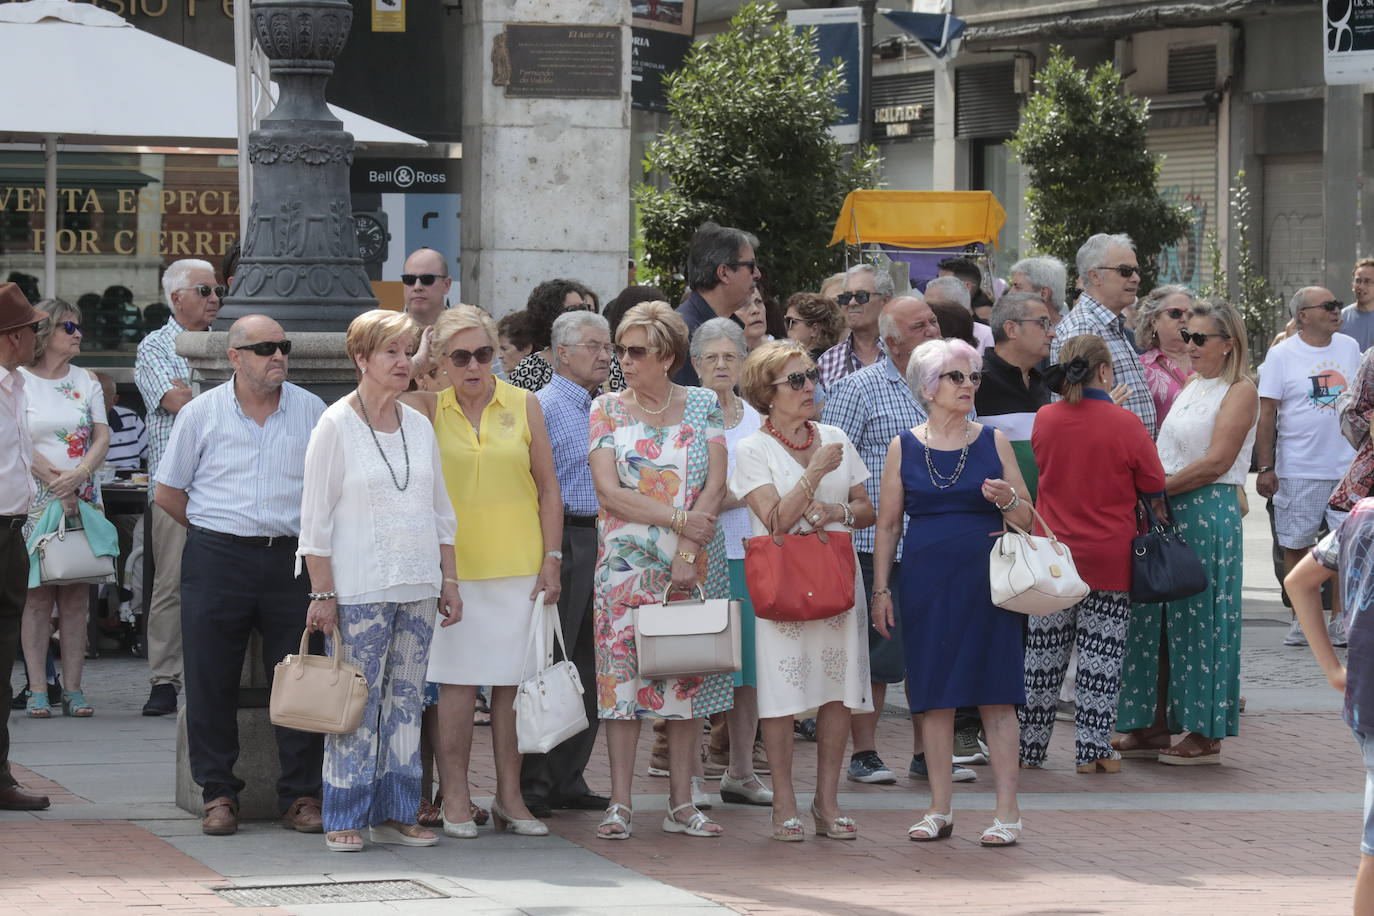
[726,259,758,272]
[234,340,292,356]
[1163,308,1189,320]
[449,345,495,367]
[59,320,83,335]
[772,367,820,390]
[613,344,659,361]
[1095,265,1141,278]
[940,370,983,386]
[836,290,874,306]
[784,316,814,330]
[1299,299,1343,313]
[401,273,442,287]
[1179,331,1230,346]
[180,284,228,299]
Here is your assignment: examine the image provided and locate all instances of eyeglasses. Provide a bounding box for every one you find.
[563,300,595,313]
[448,345,495,367]
[939,370,983,386]
[59,320,83,335]
[1299,300,1343,313]
[613,344,659,361]
[1163,308,1189,320]
[726,260,758,272]
[1179,331,1230,346]
[698,352,740,365]
[1094,265,1141,278]
[178,284,227,299]
[1012,317,1053,332]
[566,342,614,356]
[1355,277,1374,286]
[233,340,292,356]
[836,291,875,306]
[401,273,443,287]
[771,367,820,390]
[784,316,814,330]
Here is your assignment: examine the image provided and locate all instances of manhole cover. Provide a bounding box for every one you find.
[216,879,447,906]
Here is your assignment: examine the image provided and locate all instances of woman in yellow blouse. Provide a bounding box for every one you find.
[403,305,564,839]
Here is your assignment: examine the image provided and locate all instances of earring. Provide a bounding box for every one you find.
[361,365,367,375]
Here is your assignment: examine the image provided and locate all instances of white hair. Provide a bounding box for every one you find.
[906,338,982,408]
[1288,286,1323,318]
[1075,233,1135,285]
[1010,256,1067,308]
[161,259,215,303]
[690,316,747,360]
[846,262,895,298]
[924,275,971,311]
[550,310,610,368]
[876,295,927,340]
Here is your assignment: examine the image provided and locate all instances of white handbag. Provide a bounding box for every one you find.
[33,512,115,585]
[514,592,589,755]
[988,505,1090,615]
[633,585,741,679]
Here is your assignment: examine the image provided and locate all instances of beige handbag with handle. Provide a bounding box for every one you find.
[633,585,741,679]
[34,513,115,585]
[270,629,369,734]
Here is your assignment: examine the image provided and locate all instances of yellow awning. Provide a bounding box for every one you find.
[829,190,1007,249]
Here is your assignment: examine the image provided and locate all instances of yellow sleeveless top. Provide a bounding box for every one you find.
[434,379,542,579]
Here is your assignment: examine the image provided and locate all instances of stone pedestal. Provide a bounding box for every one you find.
[175,705,283,820]
[460,0,631,311]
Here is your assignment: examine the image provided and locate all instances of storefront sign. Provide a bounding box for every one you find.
[874,103,926,137]
[350,159,459,193]
[1325,0,1374,85]
[371,0,404,33]
[492,23,622,100]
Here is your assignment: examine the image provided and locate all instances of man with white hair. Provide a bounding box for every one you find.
[1050,233,1157,437]
[817,263,893,389]
[1009,255,1068,326]
[134,259,221,716]
[925,276,994,351]
[1257,285,1361,646]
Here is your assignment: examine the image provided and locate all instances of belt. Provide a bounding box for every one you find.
[0,514,26,530]
[190,525,298,548]
[563,513,597,529]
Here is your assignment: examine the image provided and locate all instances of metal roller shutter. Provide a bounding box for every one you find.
[955,63,1018,139]
[1147,125,1218,290]
[1262,152,1325,302]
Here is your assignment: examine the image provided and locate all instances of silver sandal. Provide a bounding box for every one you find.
[661,802,721,838]
[596,803,633,840]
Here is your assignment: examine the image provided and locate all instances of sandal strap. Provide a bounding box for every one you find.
[668,802,715,830]
[981,818,1022,843]
[908,812,952,837]
[599,803,633,829]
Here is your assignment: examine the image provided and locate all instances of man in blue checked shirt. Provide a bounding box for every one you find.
[520,310,613,817]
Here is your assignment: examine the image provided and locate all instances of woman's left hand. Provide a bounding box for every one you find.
[980,478,1017,508]
[49,468,85,499]
[670,555,699,593]
[532,556,562,605]
[438,580,464,627]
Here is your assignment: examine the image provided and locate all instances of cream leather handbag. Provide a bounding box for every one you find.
[633,585,741,679]
[34,514,115,585]
[270,629,368,734]
[988,506,1090,616]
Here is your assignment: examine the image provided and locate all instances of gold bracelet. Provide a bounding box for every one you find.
[442,577,460,585]
[798,475,815,498]
[671,507,685,535]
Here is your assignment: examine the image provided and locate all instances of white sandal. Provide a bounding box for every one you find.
[596,803,633,840]
[907,811,954,842]
[662,802,722,838]
[980,817,1022,847]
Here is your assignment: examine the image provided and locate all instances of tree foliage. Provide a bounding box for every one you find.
[636,1,880,303]
[1009,46,1191,294]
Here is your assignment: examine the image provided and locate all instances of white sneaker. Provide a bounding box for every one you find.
[1282,618,1308,647]
[1329,616,1349,648]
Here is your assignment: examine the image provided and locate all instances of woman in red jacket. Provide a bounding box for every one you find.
[1020,334,1167,772]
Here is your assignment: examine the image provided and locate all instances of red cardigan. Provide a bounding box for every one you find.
[1030,394,1167,592]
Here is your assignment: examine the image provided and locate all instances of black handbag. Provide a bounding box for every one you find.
[1130,496,1208,603]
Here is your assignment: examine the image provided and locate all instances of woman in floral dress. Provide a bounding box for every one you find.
[589,302,732,841]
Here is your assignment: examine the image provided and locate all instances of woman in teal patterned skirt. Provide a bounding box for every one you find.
[1115,302,1257,765]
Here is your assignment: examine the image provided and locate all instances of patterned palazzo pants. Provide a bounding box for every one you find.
[1019,590,1132,767]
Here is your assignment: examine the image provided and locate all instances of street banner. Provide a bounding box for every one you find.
[786,7,861,145]
[632,0,696,112]
[1325,0,1374,84]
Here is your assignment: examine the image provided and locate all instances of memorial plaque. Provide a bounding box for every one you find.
[493,23,623,99]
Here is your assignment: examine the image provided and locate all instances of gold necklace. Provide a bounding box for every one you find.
[630,384,675,417]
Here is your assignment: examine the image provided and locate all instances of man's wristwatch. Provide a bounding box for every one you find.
[545,550,563,562]
[676,549,697,564]
[1256,466,1275,474]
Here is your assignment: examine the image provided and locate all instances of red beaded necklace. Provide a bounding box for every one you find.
[765,418,815,451]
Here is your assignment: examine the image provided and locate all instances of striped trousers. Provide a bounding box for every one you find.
[1019,590,1131,767]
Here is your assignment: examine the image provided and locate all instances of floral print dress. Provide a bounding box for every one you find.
[20,364,104,540]
[590,386,733,720]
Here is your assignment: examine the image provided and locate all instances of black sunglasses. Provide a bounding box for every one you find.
[612,344,659,361]
[1180,331,1230,346]
[182,284,227,299]
[726,259,758,272]
[1300,299,1343,313]
[772,367,820,390]
[784,316,814,330]
[449,345,495,367]
[59,320,82,335]
[1095,265,1140,278]
[940,369,983,386]
[234,340,292,356]
[401,273,442,287]
[836,290,874,306]
[1163,308,1188,320]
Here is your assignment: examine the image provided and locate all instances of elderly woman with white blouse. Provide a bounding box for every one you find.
[298,310,461,853]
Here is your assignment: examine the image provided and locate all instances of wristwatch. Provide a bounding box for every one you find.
[545,550,563,561]
[1256,466,1275,474]
[676,549,697,564]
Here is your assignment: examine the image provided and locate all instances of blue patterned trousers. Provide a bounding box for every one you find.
[1019,590,1131,767]
[322,598,434,832]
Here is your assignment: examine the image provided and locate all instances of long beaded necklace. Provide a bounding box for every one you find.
[766,417,815,451]
[356,392,411,491]
[923,419,970,490]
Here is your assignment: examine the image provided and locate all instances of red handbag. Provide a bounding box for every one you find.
[743,506,856,621]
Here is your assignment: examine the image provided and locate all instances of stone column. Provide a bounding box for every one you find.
[1324,84,1363,294]
[460,0,631,312]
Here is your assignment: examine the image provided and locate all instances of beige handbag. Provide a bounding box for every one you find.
[633,585,741,679]
[988,505,1090,616]
[34,513,115,585]
[269,629,369,735]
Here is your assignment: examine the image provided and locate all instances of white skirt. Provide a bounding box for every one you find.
[426,574,539,686]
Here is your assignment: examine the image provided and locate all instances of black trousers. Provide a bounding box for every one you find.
[0,526,26,790]
[180,527,322,811]
[520,523,600,805]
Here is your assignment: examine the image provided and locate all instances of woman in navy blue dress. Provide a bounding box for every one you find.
[871,338,1033,848]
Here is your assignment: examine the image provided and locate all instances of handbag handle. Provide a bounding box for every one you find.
[295,627,343,672]
[1000,503,1067,552]
[1137,494,1173,532]
[522,591,570,669]
[657,582,707,605]
[763,492,836,547]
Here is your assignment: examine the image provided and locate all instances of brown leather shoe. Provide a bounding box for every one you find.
[202,797,239,836]
[281,796,323,833]
[0,785,51,810]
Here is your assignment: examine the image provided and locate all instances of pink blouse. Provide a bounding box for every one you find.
[1140,349,1192,426]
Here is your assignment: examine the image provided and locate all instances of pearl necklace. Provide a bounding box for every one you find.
[923,419,970,489]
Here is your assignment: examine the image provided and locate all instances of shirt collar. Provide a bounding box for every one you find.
[985,346,1041,383]
[0,364,21,392]
[882,354,905,383]
[163,314,188,335]
[1081,387,1114,403]
[546,371,594,407]
[229,374,289,420]
[1074,293,1121,331]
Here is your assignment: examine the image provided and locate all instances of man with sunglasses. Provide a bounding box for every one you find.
[816,263,894,390]
[399,248,453,384]
[977,292,1054,496]
[134,259,221,717]
[154,315,326,837]
[1257,286,1362,648]
[673,221,760,386]
[1050,233,1157,438]
[1341,259,1374,352]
